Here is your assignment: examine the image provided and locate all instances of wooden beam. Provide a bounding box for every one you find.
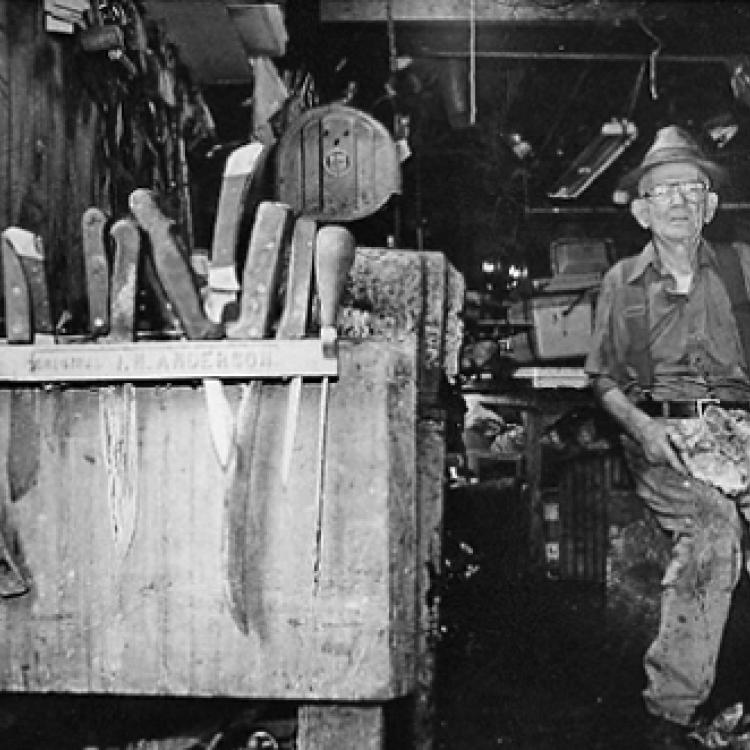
[320,0,644,24]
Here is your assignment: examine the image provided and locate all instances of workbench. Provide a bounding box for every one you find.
[0,248,464,750]
[463,366,610,577]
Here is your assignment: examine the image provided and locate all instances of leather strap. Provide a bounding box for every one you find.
[714,241,750,371]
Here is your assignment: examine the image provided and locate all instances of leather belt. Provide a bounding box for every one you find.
[637,399,750,418]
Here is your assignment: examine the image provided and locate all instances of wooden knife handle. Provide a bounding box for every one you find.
[82,207,110,337]
[1,237,32,344]
[129,188,224,340]
[226,201,291,340]
[276,217,316,340]
[3,228,53,336]
[314,225,356,339]
[107,218,141,342]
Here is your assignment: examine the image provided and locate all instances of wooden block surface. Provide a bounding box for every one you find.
[0,341,416,701]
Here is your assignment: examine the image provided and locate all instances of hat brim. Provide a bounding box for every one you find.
[618,151,727,197]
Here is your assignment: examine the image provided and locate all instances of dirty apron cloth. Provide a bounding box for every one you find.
[622,422,750,726]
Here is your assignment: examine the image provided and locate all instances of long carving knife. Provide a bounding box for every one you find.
[2,227,53,342]
[222,201,291,635]
[278,217,317,485]
[81,207,110,338]
[204,141,267,325]
[1,235,32,343]
[311,225,356,593]
[203,142,267,467]
[129,189,224,340]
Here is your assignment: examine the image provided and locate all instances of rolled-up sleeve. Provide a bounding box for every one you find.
[585,266,621,399]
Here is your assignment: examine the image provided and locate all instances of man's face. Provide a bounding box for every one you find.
[631,162,718,242]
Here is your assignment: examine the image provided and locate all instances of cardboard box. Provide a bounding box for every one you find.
[509,292,595,360]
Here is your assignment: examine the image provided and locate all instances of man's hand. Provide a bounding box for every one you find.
[598,386,687,473]
[634,418,687,474]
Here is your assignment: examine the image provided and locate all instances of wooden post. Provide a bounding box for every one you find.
[298,704,385,750]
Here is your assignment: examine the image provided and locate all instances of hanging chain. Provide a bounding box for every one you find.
[469,0,477,124]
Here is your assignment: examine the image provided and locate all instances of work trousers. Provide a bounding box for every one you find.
[622,428,749,727]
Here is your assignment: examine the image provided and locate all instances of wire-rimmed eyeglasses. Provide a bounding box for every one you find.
[641,181,709,204]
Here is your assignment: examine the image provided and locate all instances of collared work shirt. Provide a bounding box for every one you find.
[585,240,750,401]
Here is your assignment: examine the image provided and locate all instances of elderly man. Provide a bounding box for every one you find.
[586,125,750,744]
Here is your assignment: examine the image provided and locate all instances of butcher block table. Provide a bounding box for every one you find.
[0,248,464,750]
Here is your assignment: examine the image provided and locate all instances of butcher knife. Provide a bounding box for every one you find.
[221,201,291,635]
[278,216,317,486]
[204,141,267,325]
[311,225,356,592]
[129,189,224,340]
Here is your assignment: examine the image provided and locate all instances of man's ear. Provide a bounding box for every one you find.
[704,191,719,224]
[630,197,651,229]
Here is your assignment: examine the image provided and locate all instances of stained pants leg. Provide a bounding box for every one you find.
[623,435,743,726]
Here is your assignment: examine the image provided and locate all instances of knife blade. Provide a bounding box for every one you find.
[220,201,290,635]
[277,216,317,486]
[311,225,356,593]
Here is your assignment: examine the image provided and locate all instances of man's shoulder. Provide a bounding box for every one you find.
[602,254,642,285]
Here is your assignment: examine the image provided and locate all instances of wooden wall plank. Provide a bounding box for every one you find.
[413,414,445,750]
[7,0,36,227]
[0,0,10,229]
[298,704,385,750]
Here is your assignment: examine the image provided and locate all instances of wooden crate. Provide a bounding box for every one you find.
[0,341,416,701]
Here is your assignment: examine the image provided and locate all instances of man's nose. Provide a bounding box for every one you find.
[668,187,688,205]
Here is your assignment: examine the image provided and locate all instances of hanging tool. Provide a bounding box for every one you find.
[204,142,267,325]
[81,207,110,338]
[278,217,317,486]
[311,225,356,592]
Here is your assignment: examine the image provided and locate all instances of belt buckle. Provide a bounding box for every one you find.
[696,398,719,418]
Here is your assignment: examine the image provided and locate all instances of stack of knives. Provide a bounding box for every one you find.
[0,143,357,626]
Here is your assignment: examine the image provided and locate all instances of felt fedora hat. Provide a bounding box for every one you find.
[618,125,726,196]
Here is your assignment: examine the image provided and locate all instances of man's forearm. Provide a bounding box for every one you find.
[599,386,652,443]
[596,383,687,473]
